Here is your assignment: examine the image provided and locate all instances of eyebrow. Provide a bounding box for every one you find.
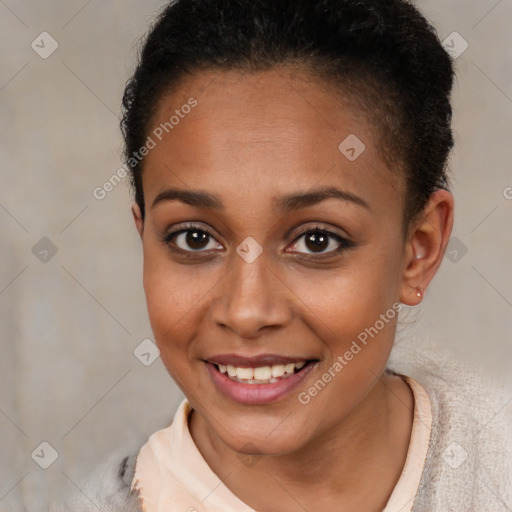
[151,185,371,212]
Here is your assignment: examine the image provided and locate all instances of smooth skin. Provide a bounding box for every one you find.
[132,67,454,511]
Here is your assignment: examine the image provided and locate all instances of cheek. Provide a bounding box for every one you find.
[141,245,221,361]
[285,252,402,382]
[142,266,202,390]
[290,252,400,329]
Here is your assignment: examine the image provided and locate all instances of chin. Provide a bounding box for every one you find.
[211,418,311,457]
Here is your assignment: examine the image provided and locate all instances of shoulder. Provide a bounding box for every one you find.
[52,446,144,512]
[388,335,512,509]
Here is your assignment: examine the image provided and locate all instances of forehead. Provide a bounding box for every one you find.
[142,68,402,216]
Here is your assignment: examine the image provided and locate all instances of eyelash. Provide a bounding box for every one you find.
[160,222,354,259]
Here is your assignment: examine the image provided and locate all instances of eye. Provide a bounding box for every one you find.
[161,223,354,259]
[162,223,222,253]
[288,225,353,257]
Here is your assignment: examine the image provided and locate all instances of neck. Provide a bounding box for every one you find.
[189,369,413,511]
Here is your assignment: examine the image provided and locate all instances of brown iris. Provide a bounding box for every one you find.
[304,231,329,253]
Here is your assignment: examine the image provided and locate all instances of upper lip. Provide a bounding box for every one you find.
[205,353,314,367]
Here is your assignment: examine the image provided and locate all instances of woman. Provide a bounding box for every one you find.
[61,0,512,510]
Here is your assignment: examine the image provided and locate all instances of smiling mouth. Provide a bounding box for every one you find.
[211,360,316,384]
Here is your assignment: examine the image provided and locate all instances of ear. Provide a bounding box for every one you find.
[400,189,454,305]
[131,203,144,239]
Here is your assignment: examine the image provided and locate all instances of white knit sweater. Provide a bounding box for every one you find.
[55,336,512,511]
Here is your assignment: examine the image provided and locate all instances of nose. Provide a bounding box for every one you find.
[210,248,293,339]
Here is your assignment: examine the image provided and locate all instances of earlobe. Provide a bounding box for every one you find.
[400,189,454,305]
[131,203,144,239]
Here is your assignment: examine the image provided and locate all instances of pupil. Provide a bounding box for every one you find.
[306,231,328,252]
[187,230,208,250]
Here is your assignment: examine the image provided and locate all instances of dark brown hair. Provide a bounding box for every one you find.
[121,0,455,231]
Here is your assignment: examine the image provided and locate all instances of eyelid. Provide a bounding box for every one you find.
[291,223,348,241]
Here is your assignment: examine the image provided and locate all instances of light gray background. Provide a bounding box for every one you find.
[1,0,511,510]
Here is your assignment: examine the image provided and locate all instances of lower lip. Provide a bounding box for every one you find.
[205,361,318,405]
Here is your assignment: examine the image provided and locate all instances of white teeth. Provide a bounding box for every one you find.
[284,363,295,374]
[237,367,254,380]
[253,366,272,380]
[216,361,308,383]
[271,365,285,378]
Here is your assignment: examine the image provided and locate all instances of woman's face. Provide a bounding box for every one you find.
[133,67,416,455]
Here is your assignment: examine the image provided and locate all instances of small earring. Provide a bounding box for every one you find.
[416,287,424,298]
